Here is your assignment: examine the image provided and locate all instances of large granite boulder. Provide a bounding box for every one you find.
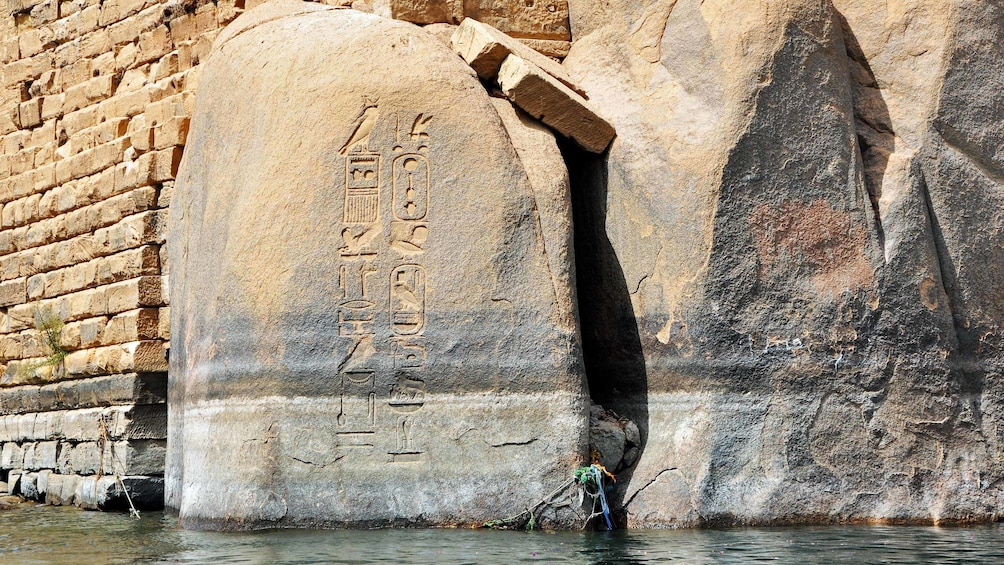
[166,0,587,529]
[564,0,1004,526]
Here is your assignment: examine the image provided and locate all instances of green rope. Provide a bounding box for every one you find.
[482,464,619,531]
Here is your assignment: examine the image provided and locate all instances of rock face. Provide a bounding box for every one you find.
[167,1,587,529]
[564,0,1004,526]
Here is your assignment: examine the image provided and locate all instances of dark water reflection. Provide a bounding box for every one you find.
[1,503,1002,564]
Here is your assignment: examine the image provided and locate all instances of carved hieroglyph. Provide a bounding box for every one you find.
[167,1,587,529]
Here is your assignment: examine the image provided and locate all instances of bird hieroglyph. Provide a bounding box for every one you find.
[340,102,380,155]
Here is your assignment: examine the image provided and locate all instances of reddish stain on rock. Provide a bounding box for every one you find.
[750,199,874,296]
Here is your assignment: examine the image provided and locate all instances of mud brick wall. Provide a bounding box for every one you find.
[0,0,240,509]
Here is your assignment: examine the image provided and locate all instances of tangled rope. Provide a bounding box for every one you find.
[482,463,617,531]
[574,464,615,530]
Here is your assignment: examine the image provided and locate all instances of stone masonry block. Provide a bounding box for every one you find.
[29,440,58,469]
[59,439,165,475]
[463,0,570,40]
[451,18,581,94]
[40,92,63,120]
[7,469,20,495]
[20,472,38,500]
[35,468,50,496]
[76,475,163,510]
[18,98,42,129]
[497,54,614,153]
[152,116,189,149]
[0,277,25,307]
[19,441,35,469]
[127,113,152,152]
[103,307,161,343]
[0,442,23,469]
[44,472,80,505]
[60,340,168,377]
[150,146,181,181]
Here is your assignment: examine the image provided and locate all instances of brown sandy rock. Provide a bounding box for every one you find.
[564,0,1004,527]
[167,0,588,529]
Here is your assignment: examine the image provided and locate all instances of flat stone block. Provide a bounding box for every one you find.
[25,440,58,470]
[61,340,169,378]
[451,17,580,94]
[497,54,615,153]
[54,373,167,413]
[0,277,26,307]
[59,439,165,475]
[6,470,19,494]
[35,469,50,497]
[20,441,36,470]
[18,98,43,129]
[44,472,80,506]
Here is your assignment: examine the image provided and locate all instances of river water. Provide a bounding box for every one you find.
[1,503,1003,564]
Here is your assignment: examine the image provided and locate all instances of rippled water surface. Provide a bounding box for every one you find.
[1,503,1003,564]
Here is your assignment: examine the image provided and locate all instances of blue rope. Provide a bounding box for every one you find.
[590,465,614,530]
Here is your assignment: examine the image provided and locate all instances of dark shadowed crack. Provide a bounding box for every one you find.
[290,454,345,468]
[485,437,538,447]
[622,467,678,509]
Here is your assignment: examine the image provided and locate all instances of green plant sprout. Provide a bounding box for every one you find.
[17,304,68,380]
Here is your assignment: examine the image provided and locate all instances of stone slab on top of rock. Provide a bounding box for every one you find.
[497,54,615,153]
[451,17,584,95]
[167,0,588,530]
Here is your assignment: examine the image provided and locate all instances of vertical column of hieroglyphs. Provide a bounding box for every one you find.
[337,103,432,463]
[0,0,239,508]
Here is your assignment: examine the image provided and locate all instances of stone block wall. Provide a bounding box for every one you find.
[0,0,240,509]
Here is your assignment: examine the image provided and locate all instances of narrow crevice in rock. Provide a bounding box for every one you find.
[561,137,648,527]
[837,10,890,253]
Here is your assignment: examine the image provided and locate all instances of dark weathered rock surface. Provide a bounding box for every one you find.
[167,1,588,529]
[564,0,1004,526]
